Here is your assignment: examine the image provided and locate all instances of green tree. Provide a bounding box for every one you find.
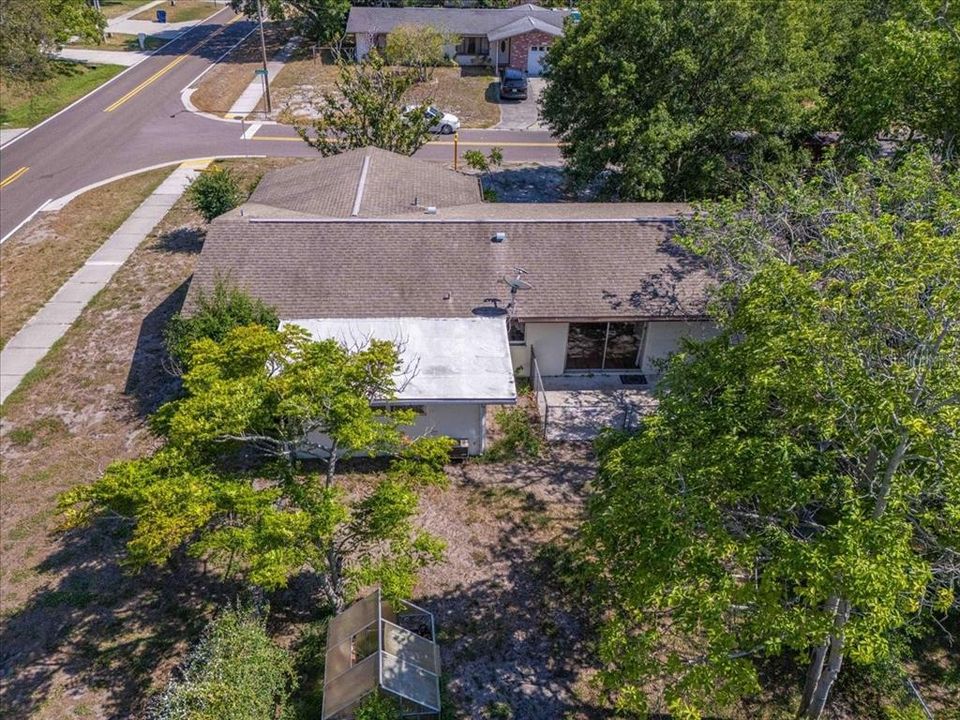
[831,0,960,157]
[164,280,279,368]
[296,52,431,156]
[582,151,959,718]
[61,324,452,612]
[384,24,453,82]
[229,0,349,44]
[0,0,104,78]
[149,603,296,720]
[187,166,245,223]
[542,0,960,200]
[541,0,832,200]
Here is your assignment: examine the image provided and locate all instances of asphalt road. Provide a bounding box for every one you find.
[0,7,562,240]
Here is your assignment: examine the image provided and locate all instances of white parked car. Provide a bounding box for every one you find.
[404,105,460,134]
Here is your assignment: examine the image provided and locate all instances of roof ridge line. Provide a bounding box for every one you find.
[246,216,682,224]
[351,154,371,217]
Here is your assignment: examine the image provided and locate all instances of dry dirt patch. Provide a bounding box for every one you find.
[0,157,301,720]
[189,20,290,116]
[413,446,606,719]
[265,56,500,129]
[0,167,173,349]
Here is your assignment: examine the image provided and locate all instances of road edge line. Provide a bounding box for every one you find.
[0,199,51,245]
[43,155,267,212]
[0,5,234,151]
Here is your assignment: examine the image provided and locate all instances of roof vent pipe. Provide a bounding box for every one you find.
[493,231,507,243]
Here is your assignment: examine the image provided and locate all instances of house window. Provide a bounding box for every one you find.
[508,319,526,345]
[458,36,488,55]
[565,322,648,371]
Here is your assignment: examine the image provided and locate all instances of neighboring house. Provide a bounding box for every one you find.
[345,3,573,75]
[187,148,715,454]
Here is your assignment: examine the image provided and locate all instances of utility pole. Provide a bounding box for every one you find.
[256,0,272,114]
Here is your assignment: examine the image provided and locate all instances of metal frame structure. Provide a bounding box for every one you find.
[321,589,441,719]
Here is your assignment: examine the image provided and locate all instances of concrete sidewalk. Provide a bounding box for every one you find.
[107,0,165,26]
[0,160,209,405]
[58,47,151,66]
[226,36,300,119]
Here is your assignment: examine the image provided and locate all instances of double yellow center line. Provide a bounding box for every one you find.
[104,15,242,113]
[0,166,29,189]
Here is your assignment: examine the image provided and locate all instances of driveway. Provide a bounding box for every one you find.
[495,77,546,130]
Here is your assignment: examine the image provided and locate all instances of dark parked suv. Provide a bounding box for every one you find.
[499,67,528,100]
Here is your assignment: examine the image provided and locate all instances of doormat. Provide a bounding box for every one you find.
[620,374,648,385]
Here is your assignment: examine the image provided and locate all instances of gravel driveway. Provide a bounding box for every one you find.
[495,77,546,130]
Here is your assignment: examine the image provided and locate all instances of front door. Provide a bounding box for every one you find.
[565,322,647,372]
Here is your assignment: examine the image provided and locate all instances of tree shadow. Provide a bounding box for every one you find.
[413,447,605,718]
[123,277,189,418]
[0,521,227,719]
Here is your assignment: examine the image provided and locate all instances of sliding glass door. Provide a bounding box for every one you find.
[565,322,647,371]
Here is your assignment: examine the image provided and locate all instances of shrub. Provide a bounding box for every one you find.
[187,166,244,222]
[354,692,403,720]
[149,603,295,720]
[485,406,542,462]
[384,24,453,81]
[164,280,279,367]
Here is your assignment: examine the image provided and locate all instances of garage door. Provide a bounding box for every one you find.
[527,45,548,76]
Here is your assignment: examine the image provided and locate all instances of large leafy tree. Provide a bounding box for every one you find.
[229,0,350,43]
[296,52,431,156]
[0,0,104,78]
[61,325,451,612]
[583,151,959,718]
[541,0,833,200]
[543,0,960,200]
[831,0,960,157]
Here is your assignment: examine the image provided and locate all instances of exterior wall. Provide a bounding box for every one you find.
[508,30,555,71]
[641,321,719,375]
[403,403,487,455]
[303,403,487,456]
[512,322,569,377]
[512,320,718,378]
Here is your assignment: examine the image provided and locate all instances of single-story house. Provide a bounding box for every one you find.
[187,148,716,454]
[345,3,573,75]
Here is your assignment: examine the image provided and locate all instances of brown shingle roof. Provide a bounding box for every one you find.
[245,148,481,218]
[188,218,710,321]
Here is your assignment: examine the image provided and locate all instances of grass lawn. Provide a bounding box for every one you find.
[0,167,174,349]
[190,20,290,116]
[0,61,124,128]
[96,0,156,20]
[67,32,167,52]
[133,0,222,23]
[264,56,501,128]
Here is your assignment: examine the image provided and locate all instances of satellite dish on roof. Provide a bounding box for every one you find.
[502,266,532,292]
[503,276,533,291]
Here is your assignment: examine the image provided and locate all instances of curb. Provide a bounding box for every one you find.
[0,4,235,151]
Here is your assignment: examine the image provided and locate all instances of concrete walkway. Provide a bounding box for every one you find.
[226,36,300,119]
[107,0,165,26]
[0,160,210,404]
[58,47,151,66]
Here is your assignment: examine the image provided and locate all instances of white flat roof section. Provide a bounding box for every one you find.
[282,317,517,404]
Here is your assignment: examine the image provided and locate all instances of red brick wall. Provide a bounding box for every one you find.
[508,30,556,73]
